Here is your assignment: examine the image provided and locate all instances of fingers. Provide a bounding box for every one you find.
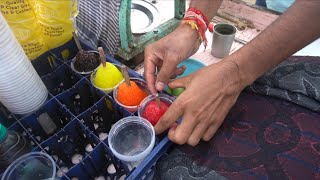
[187,120,210,146]
[168,76,189,89]
[156,60,179,91]
[202,98,234,141]
[167,110,198,145]
[154,98,184,134]
[144,50,158,94]
[170,66,186,79]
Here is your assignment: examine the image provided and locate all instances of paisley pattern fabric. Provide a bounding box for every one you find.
[153,56,320,180]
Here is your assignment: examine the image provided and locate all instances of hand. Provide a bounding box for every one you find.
[144,24,201,94]
[154,60,244,146]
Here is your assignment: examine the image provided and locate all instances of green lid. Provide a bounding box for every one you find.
[0,123,8,142]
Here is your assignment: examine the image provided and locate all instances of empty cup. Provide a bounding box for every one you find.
[211,23,237,58]
[108,116,155,168]
[1,152,56,180]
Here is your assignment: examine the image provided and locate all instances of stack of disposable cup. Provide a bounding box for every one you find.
[0,13,48,115]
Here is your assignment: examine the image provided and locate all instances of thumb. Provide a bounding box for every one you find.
[155,60,178,91]
[168,76,189,89]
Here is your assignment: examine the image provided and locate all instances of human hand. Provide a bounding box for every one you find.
[144,24,201,94]
[154,60,244,146]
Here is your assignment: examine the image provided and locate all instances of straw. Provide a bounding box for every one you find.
[72,31,83,52]
[98,47,106,67]
[120,65,131,86]
[155,93,161,108]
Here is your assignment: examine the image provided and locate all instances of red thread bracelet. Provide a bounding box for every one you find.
[186,7,209,26]
[182,7,209,48]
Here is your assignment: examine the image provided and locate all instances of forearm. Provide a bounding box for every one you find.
[189,0,223,22]
[230,0,320,87]
[171,0,223,55]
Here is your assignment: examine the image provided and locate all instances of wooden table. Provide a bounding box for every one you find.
[135,0,279,74]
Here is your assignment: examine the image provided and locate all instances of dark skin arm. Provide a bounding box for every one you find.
[146,0,320,146]
[144,0,223,93]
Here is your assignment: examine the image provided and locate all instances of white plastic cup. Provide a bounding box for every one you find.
[0,13,48,115]
[108,116,155,169]
[1,152,56,180]
[113,78,150,113]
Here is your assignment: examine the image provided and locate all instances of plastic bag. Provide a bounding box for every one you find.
[0,0,78,60]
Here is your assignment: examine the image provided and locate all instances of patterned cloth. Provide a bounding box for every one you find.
[153,56,320,180]
[249,56,320,113]
[75,0,121,56]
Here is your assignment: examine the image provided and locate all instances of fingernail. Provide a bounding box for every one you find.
[156,81,165,91]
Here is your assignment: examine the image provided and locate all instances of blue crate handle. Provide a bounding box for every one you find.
[126,117,182,180]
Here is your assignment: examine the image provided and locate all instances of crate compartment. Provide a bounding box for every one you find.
[19,99,73,144]
[8,122,38,150]
[35,119,99,174]
[31,53,63,77]
[77,96,127,141]
[0,103,16,128]
[57,79,105,116]
[63,143,129,180]
[42,64,81,96]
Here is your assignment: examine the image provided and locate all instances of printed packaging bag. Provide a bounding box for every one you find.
[0,0,78,60]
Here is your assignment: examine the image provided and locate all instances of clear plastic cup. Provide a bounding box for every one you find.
[113,78,150,113]
[90,64,124,94]
[70,50,100,75]
[1,152,56,180]
[108,116,155,169]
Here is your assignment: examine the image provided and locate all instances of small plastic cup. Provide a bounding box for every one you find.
[70,50,100,75]
[1,152,56,180]
[113,78,150,113]
[108,116,155,169]
[138,94,174,121]
[90,64,124,94]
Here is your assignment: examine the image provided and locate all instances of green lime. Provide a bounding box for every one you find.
[165,86,172,95]
[172,87,185,96]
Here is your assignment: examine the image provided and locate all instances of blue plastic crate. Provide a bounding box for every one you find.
[56,79,105,116]
[41,64,82,96]
[19,98,75,144]
[62,143,129,180]
[0,39,174,180]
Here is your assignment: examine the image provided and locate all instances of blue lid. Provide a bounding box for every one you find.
[177,58,206,77]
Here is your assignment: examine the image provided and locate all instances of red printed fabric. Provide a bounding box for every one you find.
[154,91,320,180]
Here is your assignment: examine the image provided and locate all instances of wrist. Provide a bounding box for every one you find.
[224,53,257,89]
[175,24,201,50]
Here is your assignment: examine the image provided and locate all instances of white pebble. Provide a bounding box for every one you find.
[36,136,41,141]
[107,164,116,174]
[119,175,126,180]
[94,123,99,130]
[85,144,93,152]
[52,155,58,161]
[99,133,108,141]
[95,176,105,180]
[71,177,79,180]
[57,167,68,177]
[75,94,80,99]
[72,154,83,164]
